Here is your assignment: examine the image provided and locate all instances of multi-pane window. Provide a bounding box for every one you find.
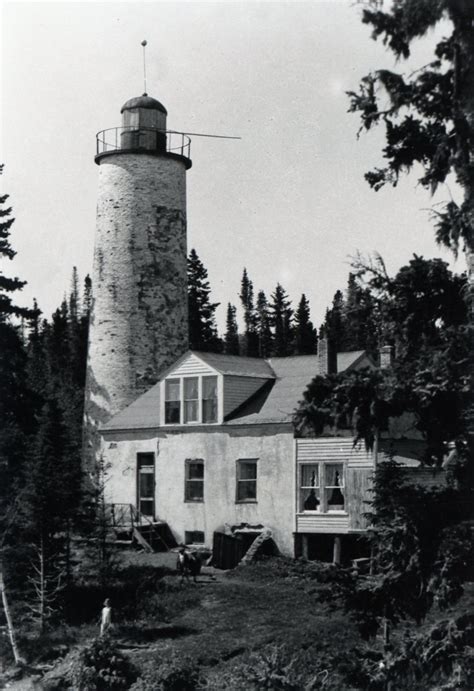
[202,376,218,423]
[300,464,320,512]
[325,463,345,511]
[185,459,204,502]
[236,459,257,502]
[184,377,199,423]
[299,462,345,513]
[165,379,180,424]
[164,375,219,425]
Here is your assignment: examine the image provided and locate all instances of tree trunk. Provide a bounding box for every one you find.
[0,565,23,665]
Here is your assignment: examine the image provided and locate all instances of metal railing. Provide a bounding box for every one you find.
[96,126,191,159]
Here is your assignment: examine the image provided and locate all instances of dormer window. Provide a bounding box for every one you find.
[165,379,180,424]
[164,375,219,425]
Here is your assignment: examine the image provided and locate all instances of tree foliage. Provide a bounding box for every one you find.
[347,0,474,257]
[187,249,222,353]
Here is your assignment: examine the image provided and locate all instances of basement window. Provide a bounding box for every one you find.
[185,530,205,545]
[236,459,258,502]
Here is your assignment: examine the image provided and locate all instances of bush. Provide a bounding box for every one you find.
[131,653,200,690]
[68,636,138,690]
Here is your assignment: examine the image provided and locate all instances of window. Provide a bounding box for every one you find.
[184,377,199,423]
[164,374,219,425]
[165,379,180,423]
[299,462,345,513]
[202,376,218,423]
[325,463,345,511]
[236,459,257,502]
[185,459,204,502]
[299,464,320,512]
[185,530,205,545]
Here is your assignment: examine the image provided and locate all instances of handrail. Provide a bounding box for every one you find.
[96,126,191,159]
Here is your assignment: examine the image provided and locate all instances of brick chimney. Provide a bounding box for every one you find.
[318,337,337,375]
[379,345,394,369]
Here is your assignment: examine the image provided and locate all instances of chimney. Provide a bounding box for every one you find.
[318,337,337,376]
[379,345,394,369]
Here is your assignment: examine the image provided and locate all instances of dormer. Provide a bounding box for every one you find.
[159,352,275,426]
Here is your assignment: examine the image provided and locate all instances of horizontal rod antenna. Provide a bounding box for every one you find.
[168,130,241,140]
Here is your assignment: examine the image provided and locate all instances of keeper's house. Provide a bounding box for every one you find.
[100,346,444,562]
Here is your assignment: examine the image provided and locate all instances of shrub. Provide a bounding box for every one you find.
[131,653,200,691]
[68,635,137,690]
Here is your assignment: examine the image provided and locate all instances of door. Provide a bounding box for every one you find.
[136,453,155,519]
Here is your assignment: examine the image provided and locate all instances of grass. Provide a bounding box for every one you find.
[2,552,474,689]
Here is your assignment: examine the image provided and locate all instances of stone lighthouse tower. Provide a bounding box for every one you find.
[84,93,191,465]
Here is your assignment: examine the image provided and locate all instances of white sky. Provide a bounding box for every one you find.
[1,1,463,330]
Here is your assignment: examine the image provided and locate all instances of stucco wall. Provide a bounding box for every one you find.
[84,153,189,469]
[102,426,296,556]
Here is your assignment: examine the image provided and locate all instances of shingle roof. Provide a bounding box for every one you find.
[225,356,320,425]
[102,350,368,432]
[336,350,371,372]
[193,352,275,378]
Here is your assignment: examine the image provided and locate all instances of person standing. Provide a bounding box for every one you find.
[100,598,112,636]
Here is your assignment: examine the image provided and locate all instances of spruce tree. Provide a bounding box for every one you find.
[323,289,347,351]
[293,294,318,355]
[224,303,239,355]
[239,268,259,357]
[255,290,273,358]
[269,283,294,357]
[187,249,222,353]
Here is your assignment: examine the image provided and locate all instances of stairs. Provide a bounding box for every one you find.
[109,504,177,553]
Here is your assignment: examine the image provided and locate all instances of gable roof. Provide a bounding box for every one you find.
[193,352,275,378]
[102,349,371,432]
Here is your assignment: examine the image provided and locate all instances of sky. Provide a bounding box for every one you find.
[1,0,464,331]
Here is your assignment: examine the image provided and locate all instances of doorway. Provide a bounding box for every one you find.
[136,453,155,519]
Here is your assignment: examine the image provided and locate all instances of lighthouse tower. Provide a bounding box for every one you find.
[84,93,191,465]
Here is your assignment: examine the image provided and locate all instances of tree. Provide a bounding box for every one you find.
[348,1,474,304]
[295,255,470,465]
[343,273,379,356]
[269,283,294,357]
[293,294,318,355]
[255,290,273,358]
[19,400,73,631]
[187,249,222,353]
[239,268,259,357]
[323,289,347,351]
[224,303,240,355]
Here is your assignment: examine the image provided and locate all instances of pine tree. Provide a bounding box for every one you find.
[270,283,294,357]
[20,400,72,630]
[0,166,36,535]
[255,290,273,358]
[187,249,222,353]
[323,290,347,351]
[239,268,259,357]
[224,303,239,355]
[293,294,317,355]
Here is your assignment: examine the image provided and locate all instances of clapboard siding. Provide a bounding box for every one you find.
[296,438,374,468]
[170,353,216,377]
[223,376,268,417]
[296,513,349,534]
[346,467,373,531]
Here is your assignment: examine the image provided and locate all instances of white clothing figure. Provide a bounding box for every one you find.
[100,598,112,636]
